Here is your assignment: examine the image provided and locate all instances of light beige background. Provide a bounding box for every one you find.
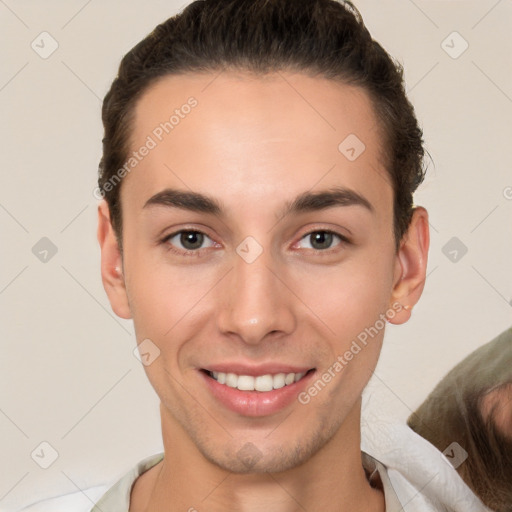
[1,0,511,509]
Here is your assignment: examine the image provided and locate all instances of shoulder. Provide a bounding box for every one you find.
[362,392,494,512]
[13,452,165,512]
[14,485,109,512]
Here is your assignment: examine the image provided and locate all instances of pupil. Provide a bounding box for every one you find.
[182,231,202,250]
[312,232,332,250]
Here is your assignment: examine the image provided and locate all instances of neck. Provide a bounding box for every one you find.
[132,397,385,512]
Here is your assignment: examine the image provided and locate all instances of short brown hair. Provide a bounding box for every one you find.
[98,0,427,253]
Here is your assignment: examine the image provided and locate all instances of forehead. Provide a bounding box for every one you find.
[123,70,392,216]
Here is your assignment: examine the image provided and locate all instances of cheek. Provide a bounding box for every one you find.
[125,228,395,346]
[125,252,219,342]
[294,251,394,338]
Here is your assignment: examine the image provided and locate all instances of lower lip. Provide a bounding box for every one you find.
[199,369,316,417]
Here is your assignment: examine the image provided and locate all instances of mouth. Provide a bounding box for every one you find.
[200,368,316,392]
[199,367,317,416]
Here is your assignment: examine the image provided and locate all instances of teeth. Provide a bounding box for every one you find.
[209,370,307,391]
[285,373,295,385]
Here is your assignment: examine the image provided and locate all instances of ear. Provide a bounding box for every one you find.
[97,200,132,319]
[387,206,430,324]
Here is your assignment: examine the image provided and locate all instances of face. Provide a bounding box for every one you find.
[99,70,425,474]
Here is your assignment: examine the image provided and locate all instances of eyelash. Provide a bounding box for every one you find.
[160,228,350,257]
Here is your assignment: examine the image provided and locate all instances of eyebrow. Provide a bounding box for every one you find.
[143,185,375,219]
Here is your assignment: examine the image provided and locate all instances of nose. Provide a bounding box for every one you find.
[216,242,296,346]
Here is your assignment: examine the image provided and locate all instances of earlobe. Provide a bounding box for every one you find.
[97,200,132,319]
[387,206,430,325]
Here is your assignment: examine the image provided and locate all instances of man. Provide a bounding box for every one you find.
[18,0,493,510]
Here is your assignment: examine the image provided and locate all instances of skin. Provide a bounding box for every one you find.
[97,70,429,512]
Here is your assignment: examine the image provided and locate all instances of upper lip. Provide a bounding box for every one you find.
[201,364,315,376]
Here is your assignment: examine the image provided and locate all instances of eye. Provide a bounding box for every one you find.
[160,228,349,257]
[296,230,348,252]
[161,230,217,256]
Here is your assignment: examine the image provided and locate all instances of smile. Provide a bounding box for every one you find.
[199,367,317,416]
[205,370,314,392]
